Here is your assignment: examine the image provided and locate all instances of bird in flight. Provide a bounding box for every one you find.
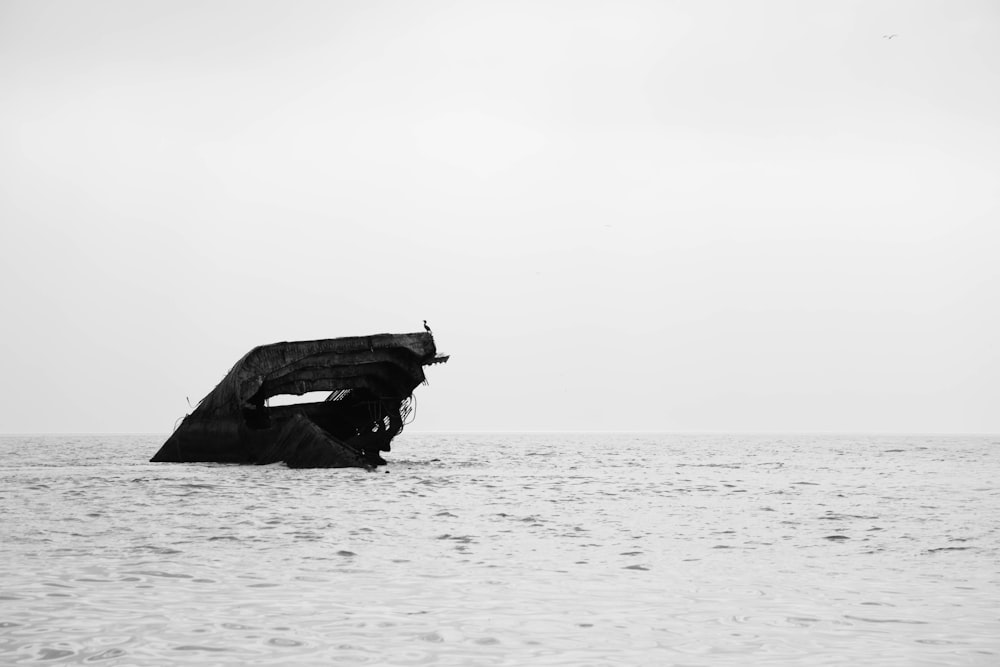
[883,34,898,39]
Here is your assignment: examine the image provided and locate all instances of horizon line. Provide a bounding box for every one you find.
[1,430,998,437]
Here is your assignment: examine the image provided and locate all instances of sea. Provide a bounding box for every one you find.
[0,433,998,666]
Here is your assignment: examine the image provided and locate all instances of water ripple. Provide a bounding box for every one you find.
[0,433,998,665]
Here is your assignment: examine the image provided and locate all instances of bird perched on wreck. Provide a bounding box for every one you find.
[423,319,432,334]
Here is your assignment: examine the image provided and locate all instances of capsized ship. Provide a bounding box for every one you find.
[150,332,448,468]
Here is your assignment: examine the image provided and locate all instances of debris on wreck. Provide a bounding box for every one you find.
[150,332,448,468]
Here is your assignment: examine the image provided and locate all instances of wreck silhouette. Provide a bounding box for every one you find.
[150,331,448,468]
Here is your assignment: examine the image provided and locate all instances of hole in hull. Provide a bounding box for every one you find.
[266,391,335,407]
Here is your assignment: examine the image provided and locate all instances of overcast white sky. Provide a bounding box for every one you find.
[1,0,998,434]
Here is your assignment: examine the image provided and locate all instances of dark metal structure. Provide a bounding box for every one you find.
[150,332,448,468]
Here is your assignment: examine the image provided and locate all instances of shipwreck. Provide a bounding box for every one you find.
[150,331,448,468]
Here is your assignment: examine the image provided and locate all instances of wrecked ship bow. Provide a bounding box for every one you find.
[151,332,448,468]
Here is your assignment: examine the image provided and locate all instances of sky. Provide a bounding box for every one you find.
[1,0,998,434]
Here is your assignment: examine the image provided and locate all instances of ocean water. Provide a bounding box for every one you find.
[0,433,997,666]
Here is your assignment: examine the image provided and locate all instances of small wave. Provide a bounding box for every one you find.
[85,648,126,662]
[126,570,192,579]
[131,546,183,555]
[268,637,303,647]
[676,463,742,469]
[844,615,928,625]
[37,648,75,660]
